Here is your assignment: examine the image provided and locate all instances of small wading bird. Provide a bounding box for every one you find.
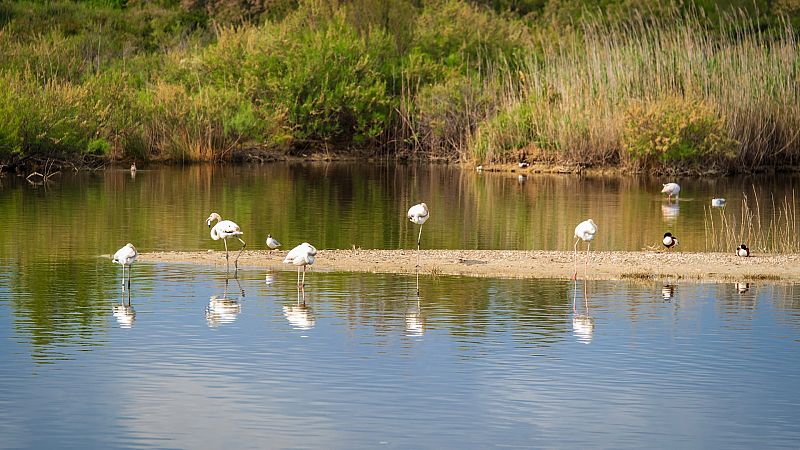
[112,243,138,290]
[206,213,246,273]
[284,242,317,289]
[573,219,598,280]
[266,234,281,251]
[711,198,726,207]
[663,232,678,251]
[661,182,681,202]
[737,243,750,257]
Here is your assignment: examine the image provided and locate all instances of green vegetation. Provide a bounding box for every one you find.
[0,0,798,173]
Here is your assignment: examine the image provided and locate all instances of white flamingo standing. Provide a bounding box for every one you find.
[407,203,430,266]
[284,242,317,289]
[661,182,681,202]
[206,212,246,273]
[112,243,138,290]
[266,234,282,251]
[573,219,598,280]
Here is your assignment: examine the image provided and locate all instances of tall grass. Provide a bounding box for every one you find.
[704,187,799,253]
[470,7,800,172]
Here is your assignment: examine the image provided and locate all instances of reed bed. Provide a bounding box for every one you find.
[470,8,800,172]
[704,187,799,254]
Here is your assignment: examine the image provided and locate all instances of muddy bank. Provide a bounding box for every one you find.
[137,249,800,282]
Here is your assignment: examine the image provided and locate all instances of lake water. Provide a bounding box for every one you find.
[1,164,799,449]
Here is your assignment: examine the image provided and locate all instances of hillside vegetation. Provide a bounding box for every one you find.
[0,0,798,173]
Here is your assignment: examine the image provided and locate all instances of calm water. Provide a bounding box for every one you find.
[1,164,800,449]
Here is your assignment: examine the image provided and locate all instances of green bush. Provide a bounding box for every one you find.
[622,97,737,170]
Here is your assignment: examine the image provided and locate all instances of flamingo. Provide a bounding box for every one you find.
[112,243,137,290]
[661,183,681,202]
[573,219,597,280]
[283,242,317,288]
[407,203,430,266]
[663,232,678,251]
[737,243,750,257]
[206,212,245,273]
[266,234,282,251]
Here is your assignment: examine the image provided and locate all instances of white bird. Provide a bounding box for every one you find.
[408,202,429,260]
[735,282,750,294]
[737,243,750,257]
[573,219,597,279]
[266,234,281,251]
[518,162,530,168]
[206,212,246,273]
[712,198,726,207]
[663,232,678,251]
[112,243,138,290]
[661,183,680,202]
[283,242,317,288]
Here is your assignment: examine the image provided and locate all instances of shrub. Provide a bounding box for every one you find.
[621,97,737,171]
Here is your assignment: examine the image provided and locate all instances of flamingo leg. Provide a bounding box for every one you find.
[234,237,246,270]
[301,265,306,288]
[585,242,590,279]
[223,238,230,273]
[296,266,301,288]
[127,264,132,290]
[573,272,578,313]
[573,239,579,280]
[416,224,423,268]
[121,265,126,289]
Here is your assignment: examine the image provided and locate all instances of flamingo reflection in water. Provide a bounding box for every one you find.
[661,202,679,221]
[284,291,316,331]
[113,289,135,329]
[572,279,595,344]
[405,296,425,337]
[206,277,244,327]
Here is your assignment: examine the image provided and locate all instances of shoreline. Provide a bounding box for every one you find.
[5,152,799,177]
[137,249,800,283]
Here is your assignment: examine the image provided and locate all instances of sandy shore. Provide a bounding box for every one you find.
[137,249,800,282]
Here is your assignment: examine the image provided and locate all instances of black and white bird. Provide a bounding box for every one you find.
[737,243,750,257]
[266,234,282,251]
[663,232,678,251]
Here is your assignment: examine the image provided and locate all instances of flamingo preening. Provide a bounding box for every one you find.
[112,243,138,290]
[283,242,317,289]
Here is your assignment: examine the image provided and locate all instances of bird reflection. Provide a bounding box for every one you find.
[284,301,316,331]
[572,279,594,344]
[735,282,750,294]
[113,290,135,329]
[661,202,680,221]
[662,284,676,301]
[206,278,244,327]
[405,296,425,337]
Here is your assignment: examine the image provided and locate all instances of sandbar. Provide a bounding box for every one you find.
[137,249,800,283]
